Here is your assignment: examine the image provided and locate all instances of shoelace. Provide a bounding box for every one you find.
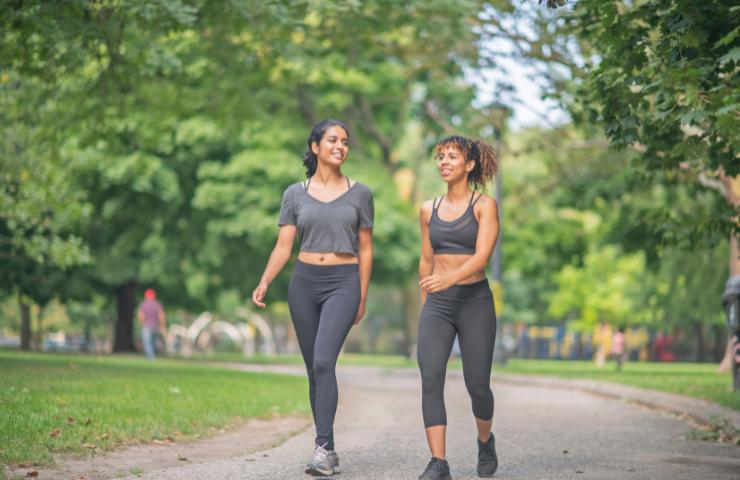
[479,441,495,461]
[312,445,329,463]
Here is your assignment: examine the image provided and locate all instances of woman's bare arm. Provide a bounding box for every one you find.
[252,225,297,308]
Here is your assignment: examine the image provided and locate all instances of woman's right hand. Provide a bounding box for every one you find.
[252,282,268,308]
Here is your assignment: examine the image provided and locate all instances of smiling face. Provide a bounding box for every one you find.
[435,144,474,184]
[312,125,349,169]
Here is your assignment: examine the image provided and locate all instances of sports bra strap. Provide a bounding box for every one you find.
[471,192,482,206]
[305,176,351,191]
[433,196,443,211]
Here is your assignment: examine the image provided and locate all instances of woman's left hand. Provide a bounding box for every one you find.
[419,274,454,293]
[354,301,366,325]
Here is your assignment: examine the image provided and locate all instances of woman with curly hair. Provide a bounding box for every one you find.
[416,135,500,480]
[252,119,374,477]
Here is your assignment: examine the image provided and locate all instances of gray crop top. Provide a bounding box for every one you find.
[278,178,374,256]
[428,192,481,255]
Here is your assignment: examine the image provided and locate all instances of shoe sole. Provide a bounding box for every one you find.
[477,468,497,478]
[305,465,335,476]
[419,473,451,480]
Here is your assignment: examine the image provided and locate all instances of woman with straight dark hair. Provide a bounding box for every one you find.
[252,119,374,477]
[416,135,500,480]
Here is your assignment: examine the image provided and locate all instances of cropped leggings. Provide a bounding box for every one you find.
[288,260,360,450]
[417,279,496,427]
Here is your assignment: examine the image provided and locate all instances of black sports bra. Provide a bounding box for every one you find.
[429,192,481,255]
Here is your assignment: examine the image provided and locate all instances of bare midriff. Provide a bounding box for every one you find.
[298,251,359,265]
[433,253,486,284]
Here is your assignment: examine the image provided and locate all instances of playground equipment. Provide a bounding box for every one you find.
[165,307,277,357]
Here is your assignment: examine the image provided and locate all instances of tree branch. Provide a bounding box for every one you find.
[423,100,455,135]
[356,95,393,170]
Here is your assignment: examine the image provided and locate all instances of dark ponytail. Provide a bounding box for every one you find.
[303,119,350,178]
[434,135,498,190]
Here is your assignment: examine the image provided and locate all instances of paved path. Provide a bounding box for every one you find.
[123,365,740,480]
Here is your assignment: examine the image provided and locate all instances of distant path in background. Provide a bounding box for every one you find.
[118,364,740,480]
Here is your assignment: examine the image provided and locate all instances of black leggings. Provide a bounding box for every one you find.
[417,279,496,427]
[288,260,360,450]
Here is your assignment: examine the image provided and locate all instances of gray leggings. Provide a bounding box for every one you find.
[417,279,496,427]
[288,260,360,450]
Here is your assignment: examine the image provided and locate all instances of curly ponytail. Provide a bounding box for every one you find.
[470,139,498,190]
[303,119,350,178]
[434,136,498,190]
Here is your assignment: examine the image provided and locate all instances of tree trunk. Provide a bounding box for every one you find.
[693,322,705,362]
[717,174,740,371]
[19,295,31,351]
[82,316,91,353]
[712,324,726,362]
[112,281,138,352]
[34,305,43,351]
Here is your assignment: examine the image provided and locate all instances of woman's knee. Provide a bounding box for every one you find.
[420,365,445,392]
[465,380,492,404]
[312,356,336,376]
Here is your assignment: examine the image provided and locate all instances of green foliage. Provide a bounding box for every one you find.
[3,0,728,350]
[548,245,648,330]
[572,0,740,236]
[653,243,728,328]
[502,125,727,339]
[0,0,497,324]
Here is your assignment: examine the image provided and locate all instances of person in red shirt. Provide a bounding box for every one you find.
[138,288,166,359]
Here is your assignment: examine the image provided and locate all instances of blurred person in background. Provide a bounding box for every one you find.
[653,331,675,362]
[612,326,627,372]
[593,320,613,368]
[137,288,166,359]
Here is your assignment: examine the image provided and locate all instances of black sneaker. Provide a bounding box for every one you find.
[419,457,452,480]
[477,432,498,477]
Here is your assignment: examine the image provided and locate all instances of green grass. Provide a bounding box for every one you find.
[0,351,310,467]
[188,351,418,369]
[499,359,739,411]
[191,352,737,410]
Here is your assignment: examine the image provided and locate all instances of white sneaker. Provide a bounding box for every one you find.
[305,444,339,476]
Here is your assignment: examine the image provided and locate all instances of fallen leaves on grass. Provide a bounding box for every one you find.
[26,470,38,477]
[98,433,109,440]
[83,418,93,425]
[67,416,76,424]
[82,443,97,449]
[49,428,61,438]
[685,416,740,444]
